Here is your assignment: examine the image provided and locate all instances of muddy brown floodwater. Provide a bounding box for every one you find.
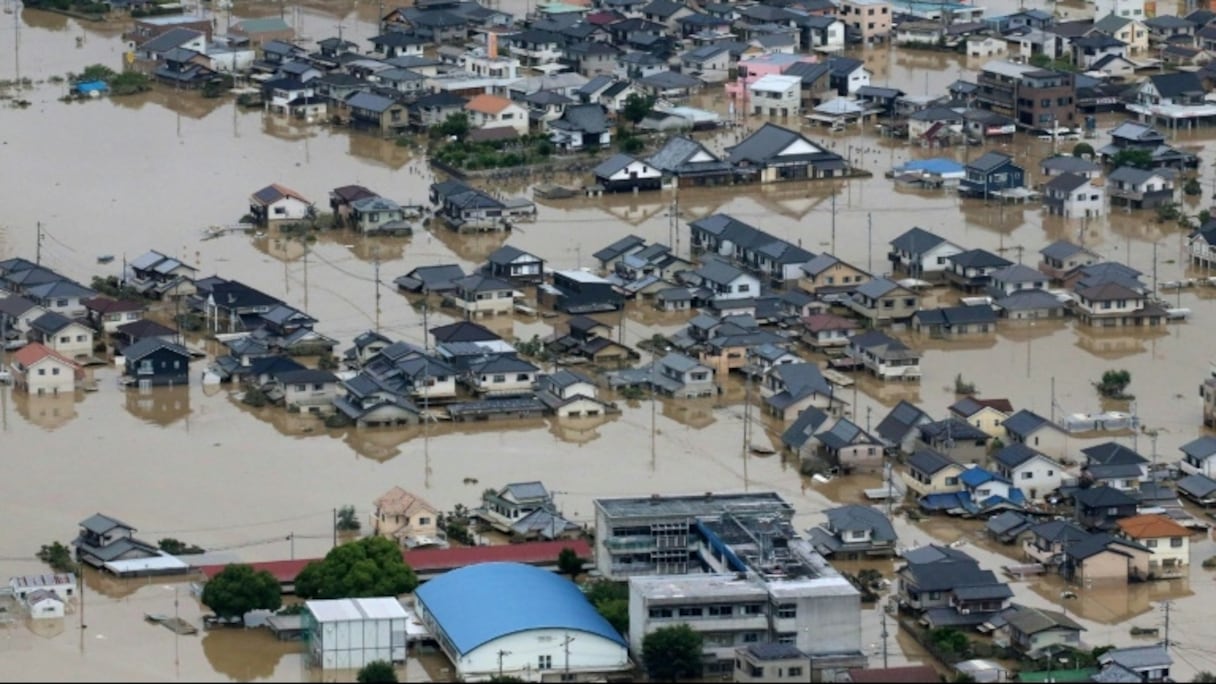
[5,1,1216,680]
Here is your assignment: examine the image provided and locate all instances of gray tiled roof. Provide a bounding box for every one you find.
[1001,409,1050,438]
[823,504,896,541]
[908,448,955,475]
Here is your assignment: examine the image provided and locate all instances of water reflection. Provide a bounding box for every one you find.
[1073,325,1169,361]
[201,628,297,682]
[347,133,414,170]
[124,385,192,427]
[428,224,508,264]
[1028,575,1192,626]
[546,414,615,445]
[12,390,82,431]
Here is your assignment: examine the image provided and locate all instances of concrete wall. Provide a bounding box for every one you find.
[461,630,628,681]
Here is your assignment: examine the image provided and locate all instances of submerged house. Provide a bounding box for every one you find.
[725,122,850,182]
[249,184,314,224]
[807,505,898,559]
[73,514,162,572]
[121,338,191,388]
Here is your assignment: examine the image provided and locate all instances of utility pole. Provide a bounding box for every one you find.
[35,222,43,265]
[561,633,575,673]
[830,191,837,255]
[421,301,430,350]
[332,508,338,549]
[880,609,889,669]
[1152,240,1159,296]
[867,212,873,272]
[372,247,382,332]
[1162,601,1171,650]
[1050,376,1056,423]
[650,358,657,471]
[288,532,295,560]
[302,241,309,314]
[497,650,511,677]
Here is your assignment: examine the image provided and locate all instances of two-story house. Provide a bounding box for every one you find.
[1073,485,1139,530]
[693,259,762,300]
[463,93,529,135]
[888,227,964,281]
[1179,435,1216,478]
[465,355,539,396]
[1043,172,1106,219]
[724,122,849,183]
[1081,442,1149,491]
[372,486,441,547]
[748,74,803,118]
[1001,408,1070,459]
[761,362,839,421]
[83,297,146,335]
[474,481,557,533]
[947,397,1014,438]
[896,544,1013,630]
[916,418,991,465]
[846,278,919,325]
[944,249,1013,292]
[1106,166,1176,210]
[1039,240,1100,282]
[959,151,1025,198]
[815,418,884,473]
[991,443,1065,500]
[798,253,870,296]
[1071,280,1164,328]
[875,400,932,455]
[998,606,1085,658]
[801,313,859,350]
[28,312,94,360]
[904,448,966,497]
[73,513,162,569]
[484,245,545,284]
[807,505,897,559]
[1115,514,1189,579]
[451,274,515,317]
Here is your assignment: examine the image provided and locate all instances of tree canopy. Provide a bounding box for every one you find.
[557,548,585,577]
[200,564,282,621]
[1111,148,1153,170]
[584,580,628,635]
[642,624,703,682]
[356,660,398,683]
[295,536,419,599]
[621,94,656,125]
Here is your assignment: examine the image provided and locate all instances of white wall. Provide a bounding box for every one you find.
[461,629,629,681]
[317,617,406,669]
[22,358,77,395]
[1009,458,1063,499]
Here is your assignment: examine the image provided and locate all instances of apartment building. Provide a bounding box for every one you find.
[976,61,1076,131]
[626,509,864,679]
[837,0,891,44]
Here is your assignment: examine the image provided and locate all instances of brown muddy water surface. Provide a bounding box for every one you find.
[4,1,1216,679]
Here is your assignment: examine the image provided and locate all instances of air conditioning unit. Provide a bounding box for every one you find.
[959,608,971,615]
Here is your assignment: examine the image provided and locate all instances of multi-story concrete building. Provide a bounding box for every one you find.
[623,503,865,680]
[836,0,891,44]
[594,491,794,578]
[976,61,1076,131]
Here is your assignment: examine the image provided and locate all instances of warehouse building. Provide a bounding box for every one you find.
[415,562,630,682]
[304,597,409,670]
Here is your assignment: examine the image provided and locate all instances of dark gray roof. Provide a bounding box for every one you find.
[79,513,136,535]
[593,235,646,263]
[912,305,997,328]
[487,244,539,266]
[997,290,1067,314]
[346,91,397,113]
[1178,473,1216,499]
[138,27,203,53]
[908,448,956,475]
[1073,485,1138,508]
[453,274,513,293]
[1082,441,1147,466]
[695,259,749,286]
[551,104,609,134]
[1180,435,1216,461]
[30,311,76,335]
[276,368,338,384]
[1040,239,1092,261]
[967,151,1016,173]
[1098,646,1173,672]
[823,505,896,541]
[594,153,643,177]
[638,70,701,90]
[875,400,929,446]
[781,407,830,450]
[816,417,874,450]
[854,277,902,299]
[1001,409,1052,439]
[1044,172,1090,193]
[919,418,989,443]
[986,511,1030,537]
[1107,166,1162,186]
[122,337,190,362]
[948,249,1011,270]
[726,122,821,165]
[890,227,947,255]
[645,136,731,174]
[991,443,1049,470]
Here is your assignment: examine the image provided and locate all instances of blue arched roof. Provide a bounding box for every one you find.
[415,562,626,655]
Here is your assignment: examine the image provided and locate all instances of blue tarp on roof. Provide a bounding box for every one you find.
[76,80,110,94]
[899,158,964,175]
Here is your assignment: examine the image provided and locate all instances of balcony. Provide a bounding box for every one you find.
[605,536,657,552]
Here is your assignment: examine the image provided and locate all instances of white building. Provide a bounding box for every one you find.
[463,94,530,135]
[9,574,76,601]
[1094,0,1146,18]
[415,562,630,682]
[27,590,66,619]
[305,597,409,670]
[1043,172,1105,219]
[991,444,1064,501]
[748,74,802,118]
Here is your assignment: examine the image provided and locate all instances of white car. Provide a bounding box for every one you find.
[0,369,11,384]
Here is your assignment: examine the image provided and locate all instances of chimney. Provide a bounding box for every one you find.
[487,32,498,60]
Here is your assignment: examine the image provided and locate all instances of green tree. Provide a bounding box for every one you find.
[929,627,969,654]
[295,536,418,599]
[356,660,398,683]
[1029,53,1052,68]
[1072,142,1094,158]
[75,64,116,83]
[642,624,703,682]
[1184,178,1202,196]
[621,93,656,126]
[584,580,629,634]
[557,547,585,577]
[36,542,78,574]
[1111,148,1154,170]
[158,538,205,555]
[1192,672,1216,683]
[1098,370,1132,398]
[336,505,361,532]
[437,113,470,141]
[200,564,282,621]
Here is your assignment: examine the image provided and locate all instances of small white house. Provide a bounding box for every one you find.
[463,94,530,136]
[305,597,408,670]
[748,74,802,118]
[250,184,314,223]
[967,36,1007,57]
[10,574,76,601]
[991,444,1065,501]
[27,590,66,619]
[1095,0,1146,18]
[592,154,663,192]
[1043,172,1105,219]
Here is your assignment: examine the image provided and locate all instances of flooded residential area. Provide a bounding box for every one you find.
[5,0,1216,680]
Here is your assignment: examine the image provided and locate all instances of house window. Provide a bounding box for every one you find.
[945,476,959,486]
[493,374,506,383]
[60,336,71,344]
[742,632,760,642]
[649,608,673,618]
[678,607,703,617]
[296,384,307,391]
[777,604,797,618]
[708,605,732,617]
[538,655,552,670]
[1170,537,1183,548]
[1146,539,1157,548]
[516,373,530,381]
[738,284,751,293]
[52,368,60,375]
[789,667,804,677]
[744,604,763,615]
[57,299,69,307]
[37,368,46,376]
[418,517,431,526]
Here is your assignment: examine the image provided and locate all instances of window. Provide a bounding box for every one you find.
[57,299,69,307]
[776,604,796,618]
[492,374,506,383]
[738,283,751,293]
[649,608,673,618]
[60,336,70,344]
[1170,537,1183,548]
[789,667,804,677]
[538,655,552,670]
[678,607,703,617]
[742,632,760,642]
[296,384,307,391]
[313,383,324,390]
[1146,539,1158,548]
[418,517,431,525]
[708,605,732,617]
[516,373,530,381]
[777,633,796,644]
[744,604,763,615]
[1022,471,1033,480]
[37,368,46,376]
[945,476,959,486]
